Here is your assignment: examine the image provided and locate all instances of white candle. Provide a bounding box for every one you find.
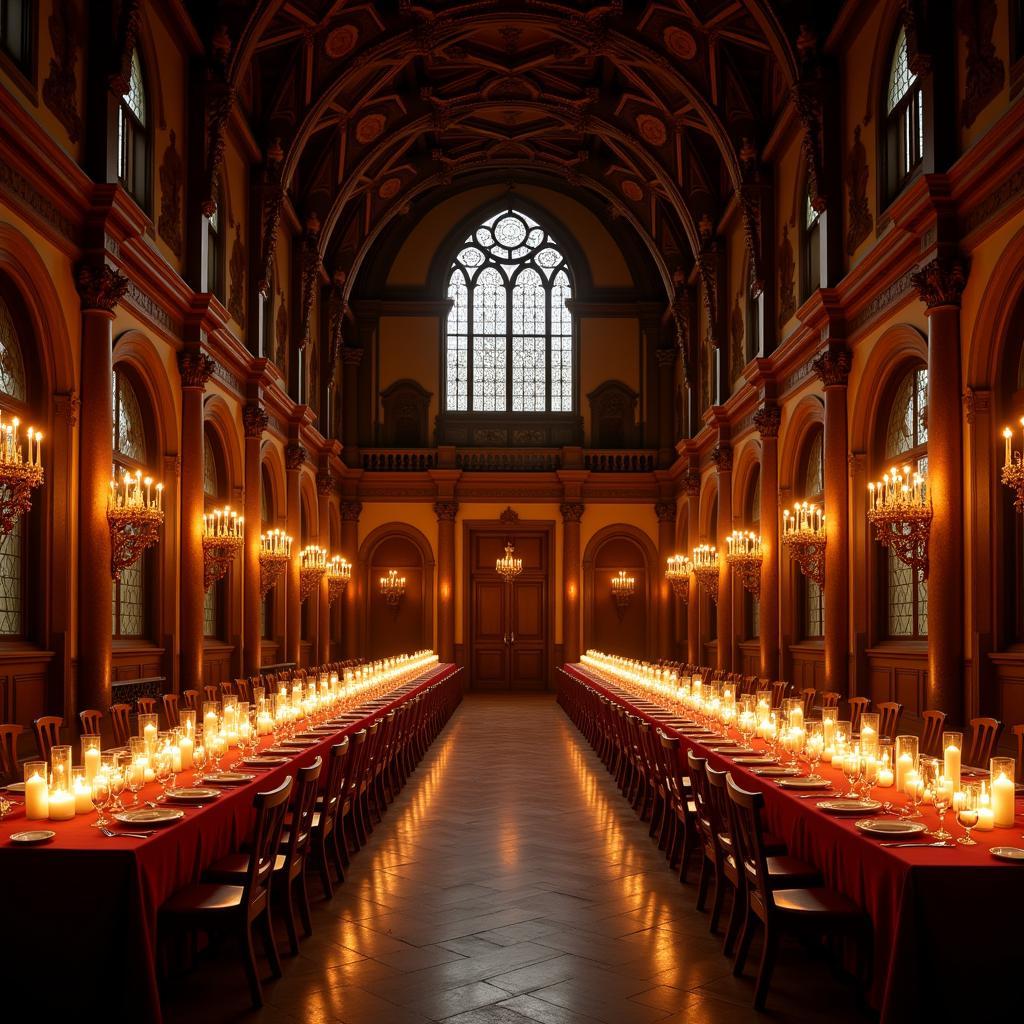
[822,717,835,748]
[204,711,218,735]
[877,767,894,787]
[178,736,193,770]
[25,771,48,819]
[143,722,157,746]
[73,778,94,814]
[943,742,961,785]
[84,746,101,784]
[171,745,182,773]
[790,706,804,731]
[257,712,274,736]
[991,771,1015,828]
[130,758,147,788]
[896,752,913,793]
[47,789,75,821]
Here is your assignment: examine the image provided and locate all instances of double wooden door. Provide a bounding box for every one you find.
[468,528,550,690]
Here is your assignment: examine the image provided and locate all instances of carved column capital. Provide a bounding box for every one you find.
[316,468,335,496]
[559,502,585,524]
[711,443,733,473]
[341,346,364,366]
[963,386,992,425]
[812,345,852,388]
[434,500,459,522]
[911,258,968,309]
[340,500,363,522]
[242,403,269,438]
[54,390,80,428]
[178,349,216,389]
[655,347,677,369]
[654,500,677,524]
[76,261,129,313]
[682,468,701,496]
[285,442,307,472]
[753,403,781,439]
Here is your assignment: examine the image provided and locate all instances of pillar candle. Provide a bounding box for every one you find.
[73,778,94,814]
[84,746,101,785]
[178,736,193,770]
[204,710,218,735]
[790,706,804,731]
[943,742,961,785]
[25,771,48,819]
[822,718,835,748]
[991,771,1015,828]
[47,789,75,821]
[171,745,182,773]
[895,752,913,793]
[143,722,157,747]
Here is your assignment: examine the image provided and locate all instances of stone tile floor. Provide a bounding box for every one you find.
[163,694,871,1023]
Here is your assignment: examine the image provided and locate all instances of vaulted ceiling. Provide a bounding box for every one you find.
[191,1,843,303]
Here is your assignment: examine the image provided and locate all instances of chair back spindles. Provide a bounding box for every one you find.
[182,689,199,711]
[769,680,788,708]
[0,723,23,781]
[877,701,903,740]
[799,688,816,718]
[967,717,1003,767]
[203,685,220,704]
[137,697,157,719]
[724,774,772,908]
[33,716,63,761]
[920,709,947,757]
[243,777,293,913]
[846,697,869,734]
[109,704,132,747]
[235,679,252,703]
[820,691,841,712]
[78,709,103,736]
[162,693,180,728]
[285,756,323,868]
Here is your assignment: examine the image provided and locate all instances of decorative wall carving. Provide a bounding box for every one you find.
[109,0,142,96]
[228,224,246,328]
[812,346,852,388]
[587,380,639,448]
[157,131,184,259]
[434,501,459,521]
[712,443,733,473]
[957,0,1004,129]
[753,404,781,439]
[777,225,796,327]
[792,27,826,213]
[380,379,432,448]
[730,292,745,388]
[316,468,334,496]
[845,124,873,256]
[242,404,268,438]
[284,442,306,471]
[273,289,288,373]
[682,468,701,496]
[560,502,584,524]
[298,214,321,349]
[911,258,967,309]
[42,3,82,143]
[76,262,129,313]
[340,501,363,522]
[499,506,519,524]
[178,350,216,389]
[257,140,285,297]
[654,500,677,524]
[201,29,235,218]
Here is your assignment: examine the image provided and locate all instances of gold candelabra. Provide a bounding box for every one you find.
[691,544,720,603]
[327,555,351,605]
[0,411,42,536]
[379,568,406,607]
[725,530,763,597]
[665,554,692,603]
[867,465,932,580]
[1001,422,1024,511]
[610,570,635,617]
[107,469,164,580]
[782,501,826,585]
[495,541,523,582]
[202,505,243,591]
[259,529,291,597]
[299,545,328,601]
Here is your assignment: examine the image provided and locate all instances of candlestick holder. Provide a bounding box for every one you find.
[299,545,328,601]
[327,555,351,605]
[610,571,635,618]
[781,502,826,586]
[1000,424,1024,511]
[379,569,406,607]
[107,470,164,580]
[665,554,692,603]
[259,529,291,598]
[0,409,43,537]
[725,531,763,596]
[867,467,932,581]
[202,506,244,591]
[691,545,720,603]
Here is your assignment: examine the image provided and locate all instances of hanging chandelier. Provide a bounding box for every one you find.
[725,530,763,596]
[782,501,826,585]
[496,541,522,582]
[379,568,406,607]
[201,505,243,591]
[610,570,635,617]
[691,544,720,603]
[327,555,351,605]
[867,465,932,580]
[259,529,291,597]
[665,554,692,602]
[108,469,164,580]
[0,411,42,536]
[1001,421,1024,511]
[299,545,328,601]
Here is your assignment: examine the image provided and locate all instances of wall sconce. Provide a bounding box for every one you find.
[867,465,932,580]
[691,544,720,603]
[108,468,164,580]
[299,545,328,601]
[259,529,291,597]
[782,501,826,585]
[327,555,351,605]
[665,554,692,603]
[379,569,406,607]
[1001,422,1024,511]
[0,410,42,536]
[610,570,635,618]
[725,530,763,596]
[202,505,243,591]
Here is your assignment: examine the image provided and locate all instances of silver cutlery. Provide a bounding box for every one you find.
[797,791,839,799]
[100,827,154,839]
[880,840,956,848]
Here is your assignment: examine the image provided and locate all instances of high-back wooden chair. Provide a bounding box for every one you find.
[846,697,869,734]
[311,739,350,899]
[234,678,252,703]
[109,703,133,747]
[1012,724,1024,781]
[162,693,180,728]
[820,691,841,712]
[0,723,23,782]
[219,681,235,700]
[137,697,157,718]
[877,701,903,740]
[769,681,789,708]
[79,709,103,736]
[686,750,718,920]
[920,709,947,757]
[182,689,199,711]
[967,717,1003,767]
[33,715,63,761]
[799,688,816,719]
[203,685,220,704]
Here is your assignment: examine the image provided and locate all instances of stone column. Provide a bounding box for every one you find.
[754,404,781,678]
[560,502,584,663]
[434,501,458,663]
[242,403,267,676]
[179,350,216,691]
[75,263,127,717]
[913,260,967,718]
[284,442,305,665]
[656,347,677,466]
[655,500,677,659]
[341,346,363,468]
[341,500,362,658]
[683,469,701,665]
[713,443,734,671]
[316,467,334,666]
[813,346,851,695]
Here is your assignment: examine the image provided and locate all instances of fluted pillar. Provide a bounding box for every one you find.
[655,500,676,659]
[814,346,851,695]
[560,502,584,663]
[75,263,127,717]
[341,501,361,658]
[434,501,458,663]
[316,467,333,665]
[242,404,267,675]
[714,444,734,671]
[284,442,305,665]
[913,259,967,718]
[754,404,781,678]
[683,469,701,665]
[341,346,363,468]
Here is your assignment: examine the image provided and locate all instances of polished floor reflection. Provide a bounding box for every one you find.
[164,695,867,1023]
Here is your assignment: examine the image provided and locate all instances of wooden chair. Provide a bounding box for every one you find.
[726,774,871,1011]
[159,776,293,1009]
[658,732,698,880]
[846,697,869,735]
[33,716,63,761]
[235,679,252,703]
[79,709,103,736]
[967,717,1003,767]
[820,691,841,712]
[162,693,180,728]
[203,685,220,704]
[137,697,158,718]
[769,681,789,708]
[219,681,235,700]
[920,710,947,757]
[312,739,350,898]
[0,723,23,782]
[877,701,903,741]
[109,703,133,747]
[182,689,199,711]
[206,758,322,957]
[799,688,816,719]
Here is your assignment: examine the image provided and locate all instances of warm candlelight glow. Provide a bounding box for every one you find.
[379,568,406,605]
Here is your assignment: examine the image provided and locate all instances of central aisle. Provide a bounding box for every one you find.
[167,694,865,1024]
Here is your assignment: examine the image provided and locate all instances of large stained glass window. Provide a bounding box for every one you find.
[445,208,574,413]
[0,298,27,637]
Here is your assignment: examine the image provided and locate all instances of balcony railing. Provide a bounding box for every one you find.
[360,446,660,473]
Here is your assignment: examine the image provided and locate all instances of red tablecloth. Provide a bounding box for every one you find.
[560,664,1024,1022]
[0,664,460,1022]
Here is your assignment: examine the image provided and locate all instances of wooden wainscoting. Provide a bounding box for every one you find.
[738,640,760,676]
[865,644,928,716]
[789,642,825,690]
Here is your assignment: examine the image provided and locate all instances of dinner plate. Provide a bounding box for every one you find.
[241,756,288,767]
[4,782,25,793]
[202,772,257,785]
[777,777,834,790]
[263,747,296,756]
[854,818,926,838]
[817,799,882,815]
[709,745,752,754]
[990,846,1024,862]
[280,738,318,747]
[165,787,220,803]
[752,766,802,778]
[732,756,778,766]
[113,808,184,826]
[9,829,55,844]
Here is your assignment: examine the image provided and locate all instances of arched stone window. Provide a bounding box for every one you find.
[883,27,924,201]
[802,188,821,300]
[0,297,28,636]
[117,49,150,208]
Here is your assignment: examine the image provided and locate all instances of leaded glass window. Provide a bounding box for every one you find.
[117,49,149,207]
[0,298,26,401]
[803,188,821,298]
[203,434,218,497]
[0,517,23,636]
[203,586,217,638]
[113,560,145,637]
[803,427,824,640]
[885,27,924,197]
[113,369,147,464]
[445,208,574,412]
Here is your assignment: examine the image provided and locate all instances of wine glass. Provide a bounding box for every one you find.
[90,773,111,828]
[154,749,173,802]
[125,756,144,806]
[108,762,127,811]
[842,751,861,798]
[191,734,207,784]
[955,782,980,846]
[804,722,824,781]
[929,776,953,840]
[902,771,924,819]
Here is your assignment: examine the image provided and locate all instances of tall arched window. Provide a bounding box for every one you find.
[802,189,821,300]
[202,431,222,640]
[801,428,824,640]
[207,183,224,301]
[117,49,149,208]
[745,468,760,640]
[0,297,28,637]
[882,366,928,638]
[884,27,924,201]
[112,367,152,638]
[445,208,574,413]
[260,465,274,640]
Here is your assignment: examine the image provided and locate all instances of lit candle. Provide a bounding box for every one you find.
[991,770,1015,828]
[896,751,914,793]
[178,734,193,770]
[25,771,48,819]
[944,741,961,785]
[84,745,101,784]
[143,721,157,747]
[977,786,995,831]
[73,776,94,814]
[47,788,75,821]
[822,716,835,748]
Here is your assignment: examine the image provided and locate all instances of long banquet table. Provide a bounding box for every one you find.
[0,663,461,1022]
[559,663,1024,1022]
